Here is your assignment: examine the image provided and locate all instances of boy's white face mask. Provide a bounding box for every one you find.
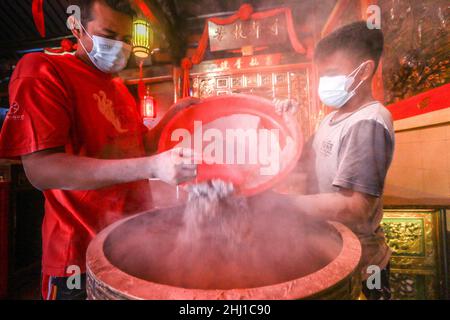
[318,62,368,109]
[78,22,132,74]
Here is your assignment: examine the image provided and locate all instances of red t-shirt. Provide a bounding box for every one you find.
[0,53,153,276]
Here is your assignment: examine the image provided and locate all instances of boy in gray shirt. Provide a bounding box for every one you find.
[279,21,394,300]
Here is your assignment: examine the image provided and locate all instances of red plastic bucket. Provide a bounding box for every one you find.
[158,94,303,196]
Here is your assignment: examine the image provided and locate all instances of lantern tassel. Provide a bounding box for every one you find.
[138,61,145,100]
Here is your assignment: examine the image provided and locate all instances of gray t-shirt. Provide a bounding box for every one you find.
[299,101,395,278]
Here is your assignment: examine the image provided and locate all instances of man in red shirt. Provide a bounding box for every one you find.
[0,0,198,300]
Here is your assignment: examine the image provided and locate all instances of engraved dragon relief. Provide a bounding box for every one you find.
[93,90,128,134]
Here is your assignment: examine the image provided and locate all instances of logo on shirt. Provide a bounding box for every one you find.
[320,140,334,157]
[6,102,24,121]
[93,90,128,134]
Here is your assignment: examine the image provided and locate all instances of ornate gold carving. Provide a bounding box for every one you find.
[381,219,423,255]
[199,78,215,98]
[191,63,318,137]
[382,209,443,300]
[389,269,438,300]
[382,210,438,269]
[390,272,417,299]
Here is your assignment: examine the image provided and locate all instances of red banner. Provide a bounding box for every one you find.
[181,4,306,97]
[386,83,450,121]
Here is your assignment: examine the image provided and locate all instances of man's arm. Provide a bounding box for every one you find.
[143,97,200,155]
[21,146,197,191]
[290,188,378,226]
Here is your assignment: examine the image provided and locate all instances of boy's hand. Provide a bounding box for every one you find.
[273,99,299,116]
[171,97,201,112]
[273,99,301,143]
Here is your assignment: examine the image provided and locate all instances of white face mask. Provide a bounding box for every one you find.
[318,62,368,109]
[78,23,131,74]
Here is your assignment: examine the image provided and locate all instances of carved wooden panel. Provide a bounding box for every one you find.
[191,58,320,138]
[382,209,446,299]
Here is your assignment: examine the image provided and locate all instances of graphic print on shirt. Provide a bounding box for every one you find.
[93,90,128,133]
[6,102,25,121]
[320,139,334,157]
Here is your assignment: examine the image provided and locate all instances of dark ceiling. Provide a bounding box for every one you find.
[0,0,71,42]
[0,0,72,55]
[0,0,336,59]
[0,0,336,99]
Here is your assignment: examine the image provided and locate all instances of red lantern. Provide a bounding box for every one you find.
[141,87,156,119]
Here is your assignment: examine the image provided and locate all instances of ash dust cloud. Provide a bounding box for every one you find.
[104,181,343,290]
[101,0,345,290]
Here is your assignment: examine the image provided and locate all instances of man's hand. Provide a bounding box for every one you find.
[149,147,199,185]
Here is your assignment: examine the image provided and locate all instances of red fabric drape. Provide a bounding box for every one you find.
[181,4,306,97]
[32,0,46,38]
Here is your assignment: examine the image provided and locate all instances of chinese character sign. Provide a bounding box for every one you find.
[208,15,288,52]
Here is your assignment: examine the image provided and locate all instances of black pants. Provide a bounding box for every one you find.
[361,263,391,300]
[41,274,87,300]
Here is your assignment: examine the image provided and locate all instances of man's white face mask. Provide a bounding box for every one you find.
[318,62,368,109]
[77,22,132,74]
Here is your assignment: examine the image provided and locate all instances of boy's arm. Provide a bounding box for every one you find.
[292,118,393,224]
[290,188,378,225]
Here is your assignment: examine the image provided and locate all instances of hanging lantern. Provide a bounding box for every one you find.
[132,19,153,58]
[141,86,156,119]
